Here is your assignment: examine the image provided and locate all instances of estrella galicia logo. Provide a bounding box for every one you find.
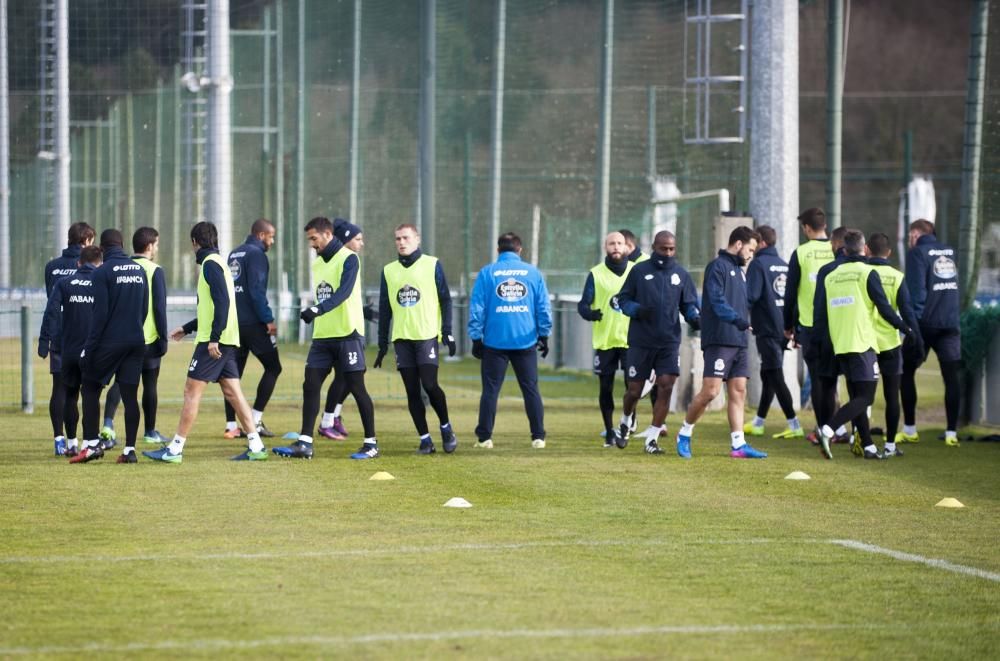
[496,278,527,302]
[316,280,333,302]
[932,256,957,280]
[228,258,241,281]
[397,284,421,307]
[773,273,787,298]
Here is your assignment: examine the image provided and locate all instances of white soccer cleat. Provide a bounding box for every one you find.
[531,439,546,449]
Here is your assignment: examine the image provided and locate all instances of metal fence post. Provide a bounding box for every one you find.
[21,304,33,413]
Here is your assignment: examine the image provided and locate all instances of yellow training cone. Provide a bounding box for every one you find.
[784,471,811,480]
[935,497,964,508]
[369,471,396,481]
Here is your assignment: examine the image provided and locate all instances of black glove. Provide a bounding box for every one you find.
[472,339,484,360]
[537,336,550,359]
[586,309,603,322]
[299,306,319,323]
[734,318,751,331]
[444,334,457,357]
[363,303,379,322]
[155,337,169,358]
[635,306,654,321]
[903,328,925,358]
[37,339,48,359]
[373,344,388,369]
[687,317,701,332]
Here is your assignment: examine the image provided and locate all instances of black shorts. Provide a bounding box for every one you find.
[877,346,903,376]
[187,343,241,383]
[61,353,83,389]
[593,347,627,376]
[703,345,750,380]
[626,345,680,380]
[838,350,880,383]
[922,326,961,364]
[394,338,439,369]
[239,322,278,357]
[143,342,162,371]
[755,335,786,371]
[306,336,367,372]
[84,344,145,386]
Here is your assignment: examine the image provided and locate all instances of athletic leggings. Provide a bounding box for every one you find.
[902,359,961,432]
[225,349,282,422]
[827,380,878,446]
[103,382,121,424]
[880,370,901,444]
[325,369,347,414]
[141,367,160,434]
[302,369,375,438]
[49,373,66,437]
[812,375,838,431]
[81,380,139,447]
[599,373,616,434]
[400,365,450,436]
[757,367,797,420]
[63,382,80,440]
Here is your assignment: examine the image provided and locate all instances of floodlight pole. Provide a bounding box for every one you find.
[595,0,614,259]
[54,0,70,251]
[206,0,233,255]
[488,0,507,253]
[419,0,436,254]
[349,0,361,223]
[0,0,9,288]
[825,0,843,229]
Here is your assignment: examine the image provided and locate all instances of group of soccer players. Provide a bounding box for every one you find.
[38,206,960,463]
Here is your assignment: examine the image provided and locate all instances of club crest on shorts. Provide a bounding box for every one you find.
[628,365,636,377]
[714,358,725,372]
[594,356,600,367]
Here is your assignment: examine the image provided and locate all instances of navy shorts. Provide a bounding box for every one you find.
[626,345,680,380]
[755,335,786,371]
[84,344,145,386]
[838,350,880,383]
[306,336,367,372]
[593,347,627,376]
[187,343,241,383]
[394,338,439,369]
[877,346,903,377]
[922,326,961,364]
[61,353,83,389]
[49,352,62,375]
[239,322,278,357]
[703,345,750,380]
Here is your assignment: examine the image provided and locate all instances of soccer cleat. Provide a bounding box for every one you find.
[807,430,821,446]
[350,443,380,460]
[143,446,182,463]
[644,440,664,455]
[54,437,67,456]
[272,440,314,459]
[851,431,863,457]
[116,452,138,464]
[255,423,276,438]
[833,431,852,445]
[317,425,347,440]
[863,448,883,460]
[730,444,768,459]
[64,445,79,458]
[743,422,765,437]
[628,413,638,434]
[69,445,104,464]
[603,430,617,448]
[531,439,546,449]
[676,433,692,459]
[895,430,919,444]
[417,438,437,455]
[222,427,245,439]
[819,433,833,460]
[883,446,904,458]
[441,427,458,454]
[99,426,116,443]
[618,423,631,449]
[332,417,349,438]
[773,428,805,439]
[231,448,268,461]
[476,439,493,449]
[143,430,170,445]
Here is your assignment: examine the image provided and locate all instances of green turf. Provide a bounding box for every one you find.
[1,344,998,658]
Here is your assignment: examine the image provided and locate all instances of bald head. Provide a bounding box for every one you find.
[604,231,627,261]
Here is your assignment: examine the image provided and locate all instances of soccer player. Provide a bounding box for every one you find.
[468,232,552,449]
[620,229,649,263]
[41,245,104,457]
[901,219,962,446]
[616,230,700,454]
[867,232,923,458]
[273,217,379,460]
[812,230,912,460]
[70,229,148,464]
[131,227,169,445]
[745,225,802,439]
[222,219,282,439]
[144,222,266,463]
[373,223,458,454]
[578,231,634,447]
[676,226,764,459]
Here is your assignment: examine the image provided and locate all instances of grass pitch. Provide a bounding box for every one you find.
[1,344,998,658]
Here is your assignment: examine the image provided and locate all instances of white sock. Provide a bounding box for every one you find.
[620,412,632,428]
[752,416,765,428]
[885,441,896,452]
[680,421,695,437]
[333,404,343,418]
[420,433,432,441]
[246,432,264,453]
[864,444,877,454]
[731,431,745,449]
[123,446,135,455]
[252,409,263,425]
[299,434,313,444]
[903,424,917,436]
[225,421,238,432]
[55,435,65,442]
[67,437,78,448]
[321,412,335,427]
[440,422,451,430]
[643,426,659,444]
[836,425,848,436]
[86,438,101,448]
[788,418,801,431]
[364,436,377,446]
[945,430,957,440]
[821,425,835,439]
[168,435,186,454]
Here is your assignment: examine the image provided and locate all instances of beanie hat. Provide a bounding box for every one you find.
[333,218,362,244]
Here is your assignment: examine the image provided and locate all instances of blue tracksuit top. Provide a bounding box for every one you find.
[228,235,274,325]
[468,251,552,350]
[84,246,149,353]
[905,234,959,330]
[44,245,82,297]
[616,255,700,348]
[42,263,99,359]
[746,245,788,340]
[701,250,750,348]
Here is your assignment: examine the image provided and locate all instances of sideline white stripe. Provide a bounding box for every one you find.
[830,539,1000,583]
[0,622,930,656]
[0,537,781,565]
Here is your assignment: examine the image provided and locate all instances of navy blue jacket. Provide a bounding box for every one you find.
[377,249,453,348]
[44,245,82,297]
[43,263,99,359]
[746,245,788,340]
[181,248,234,343]
[84,246,149,353]
[617,254,699,348]
[228,235,274,325]
[701,250,751,348]
[905,234,959,330]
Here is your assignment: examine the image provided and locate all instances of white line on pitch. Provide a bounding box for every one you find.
[829,539,1000,583]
